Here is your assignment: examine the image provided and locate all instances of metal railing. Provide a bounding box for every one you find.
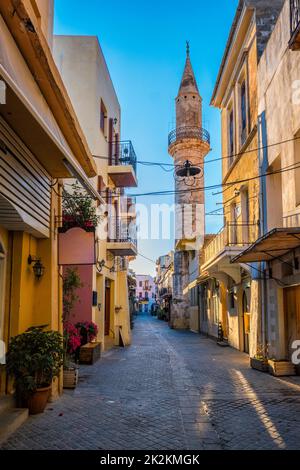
[283,213,300,228]
[168,126,210,147]
[108,217,137,247]
[203,222,258,264]
[109,140,137,174]
[291,0,300,37]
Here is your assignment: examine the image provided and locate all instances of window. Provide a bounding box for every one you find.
[100,100,107,135]
[139,281,142,288]
[190,286,199,307]
[241,187,250,243]
[229,108,235,165]
[139,292,142,299]
[240,81,247,144]
[211,280,220,325]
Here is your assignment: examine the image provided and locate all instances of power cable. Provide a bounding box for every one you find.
[92,135,300,168]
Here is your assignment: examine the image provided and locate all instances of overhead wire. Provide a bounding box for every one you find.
[92,134,300,168]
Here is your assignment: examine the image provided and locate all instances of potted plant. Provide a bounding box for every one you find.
[63,322,81,389]
[250,344,269,373]
[61,183,101,232]
[62,268,82,388]
[6,326,64,414]
[76,321,101,365]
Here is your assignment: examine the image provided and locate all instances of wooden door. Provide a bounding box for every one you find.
[115,133,119,165]
[0,243,5,343]
[105,285,111,336]
[220,283,229,340]
[108,118,113,165]
[243,291,250,354]
[284,286,300,360]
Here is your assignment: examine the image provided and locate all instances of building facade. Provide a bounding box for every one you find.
[155,252,174,319]
[136,275,156,313]
[0,0,98,397]
[53,35,138,350]
[234,0,300,372]
[168,47,210,329]
[200,0,284,357]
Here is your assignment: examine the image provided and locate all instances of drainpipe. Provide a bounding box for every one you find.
[258,112,269,356]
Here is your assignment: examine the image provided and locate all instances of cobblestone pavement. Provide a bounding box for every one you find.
[2,313,300,450]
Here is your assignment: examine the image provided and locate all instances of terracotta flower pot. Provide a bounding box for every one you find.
[63,368,79,389]
[27,386,51,415]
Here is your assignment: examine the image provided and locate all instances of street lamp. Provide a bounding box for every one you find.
[175,160,202,187]
[28,255,45,280]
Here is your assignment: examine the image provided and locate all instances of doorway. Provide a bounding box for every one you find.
[242,290,250,354]
[0,241,5,342]
[105,279,111,337]
[284,286,300,360]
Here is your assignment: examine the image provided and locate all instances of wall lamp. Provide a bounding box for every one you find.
[28,255,45,280]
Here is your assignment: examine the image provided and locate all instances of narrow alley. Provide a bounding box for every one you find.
[2,314,300,451]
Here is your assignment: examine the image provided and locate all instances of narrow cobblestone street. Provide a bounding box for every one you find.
[2,313,300,451]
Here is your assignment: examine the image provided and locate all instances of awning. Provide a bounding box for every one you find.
[231,228,300,263]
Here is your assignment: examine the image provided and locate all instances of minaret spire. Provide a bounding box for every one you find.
[178,42,199,96]
[186,40,190,58]
[176,43,202,128]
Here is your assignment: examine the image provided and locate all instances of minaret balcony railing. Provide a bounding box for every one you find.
[168,126,210,147]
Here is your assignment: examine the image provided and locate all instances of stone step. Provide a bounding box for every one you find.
[0,395,15,414]
[0,408,28,446]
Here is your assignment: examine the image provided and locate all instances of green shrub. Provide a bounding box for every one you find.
[6,326,64,397]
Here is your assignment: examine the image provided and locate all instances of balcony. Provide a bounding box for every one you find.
[107,217,137,256]
[289,0,300,50]
[108,141,138,188]
[120,196,136,219]
[168,126,210,148]
[283,212,300,228]
[202,222,257,271]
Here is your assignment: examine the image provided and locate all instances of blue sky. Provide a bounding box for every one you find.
[54,0,239,276]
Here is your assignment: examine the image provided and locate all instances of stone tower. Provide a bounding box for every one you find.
[168,44,210,329]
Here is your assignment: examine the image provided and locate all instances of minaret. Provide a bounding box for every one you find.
[168,43,210,329]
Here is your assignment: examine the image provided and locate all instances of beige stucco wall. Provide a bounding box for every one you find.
[258,0,300,221]
[257,0,300,360]
[53,36,131,347]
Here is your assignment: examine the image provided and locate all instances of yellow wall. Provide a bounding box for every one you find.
[0,186,62,397]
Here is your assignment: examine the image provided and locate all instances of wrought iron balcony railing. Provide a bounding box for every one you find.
[168,126,210,147]
[108,217,137,247]
[109,140,137,174]
[290,0,300,49]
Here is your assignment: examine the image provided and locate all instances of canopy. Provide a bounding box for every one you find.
[231,228,300,263]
